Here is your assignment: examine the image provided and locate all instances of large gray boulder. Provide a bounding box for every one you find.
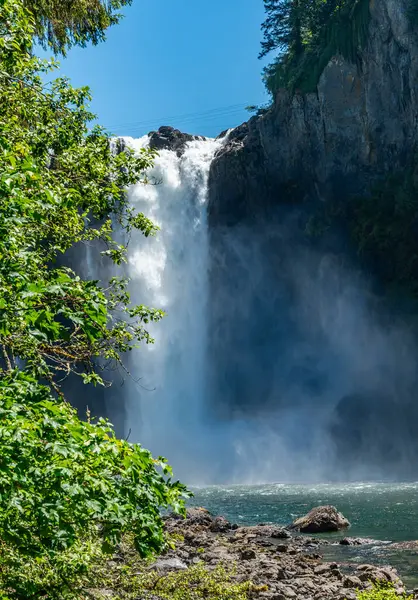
[290,505,350,533]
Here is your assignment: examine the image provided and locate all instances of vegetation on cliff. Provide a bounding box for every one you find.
[260,0,370,93]
[259,2,418,299]
[409,0,418,25]
[260,0,418,94]
[347,170,418,298]
[0,1,188,597]
[305,163,418,302]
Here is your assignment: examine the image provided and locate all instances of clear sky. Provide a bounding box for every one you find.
[45,0,270,138]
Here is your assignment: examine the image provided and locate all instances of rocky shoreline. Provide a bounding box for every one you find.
[155,507,409,600]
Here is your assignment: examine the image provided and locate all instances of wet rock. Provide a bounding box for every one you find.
[343,575,363,588]
[358,564,400,583]
[184,507,213,526]
[301,537,324,547]
[148,126,203,156]
[240,548,257,560]
[389,540,418,550]
[270,527,292,539]
[152,557,188,571]
[290,506,350,533]
[210,515,232,533]
[339,537,379,546]
[216,128,230,140]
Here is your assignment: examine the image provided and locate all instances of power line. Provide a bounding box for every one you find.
[122,110,250,136]
[102,102,257,133]
[103,103,249,129]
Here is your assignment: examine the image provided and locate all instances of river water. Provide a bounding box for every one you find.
[190,483,418,588]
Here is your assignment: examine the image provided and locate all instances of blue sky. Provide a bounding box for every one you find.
[46,0,270,138]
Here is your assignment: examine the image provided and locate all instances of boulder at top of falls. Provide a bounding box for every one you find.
[148,126,204,156]
[290,505,350,533]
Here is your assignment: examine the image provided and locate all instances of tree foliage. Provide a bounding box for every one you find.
[0,1,189,597]
[23,0,133,54]
[259,0,305,59]
[0,0,161,392]
[0,372,187,599]
[260,0,370,94]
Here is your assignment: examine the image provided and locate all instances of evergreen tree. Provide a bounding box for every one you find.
[260,0,370,94]
[23,0,133,54]
[259,0,303,59]
[259,0,341,60]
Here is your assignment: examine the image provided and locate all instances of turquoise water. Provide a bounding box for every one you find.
[189,483,418,589]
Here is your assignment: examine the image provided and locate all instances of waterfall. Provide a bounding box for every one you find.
[121,136,334,484]
[123,136,222,480]
[118,134,418,485]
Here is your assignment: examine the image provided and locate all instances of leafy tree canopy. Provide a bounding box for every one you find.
[23,0,133,54]
[260,0,370,94]
[0,1,188,597]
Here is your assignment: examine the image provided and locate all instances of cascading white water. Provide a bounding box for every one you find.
[123,136,222,479]
[122,136,334,484]
[118,133,418,486]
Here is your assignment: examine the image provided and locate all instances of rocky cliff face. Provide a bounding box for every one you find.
[209,0,416,225]
[206,0,418,480]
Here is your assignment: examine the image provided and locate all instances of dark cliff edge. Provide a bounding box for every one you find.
[205,0,418,480]
[208,0,415,226]
[149,126,205,155]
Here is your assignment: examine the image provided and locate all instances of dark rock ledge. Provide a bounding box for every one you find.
[148,126,205,156]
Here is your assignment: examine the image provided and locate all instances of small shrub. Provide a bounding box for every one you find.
[136,563,252,600]
[0,373,189,599]
[91,554,253,600]
[357,581,412,600]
